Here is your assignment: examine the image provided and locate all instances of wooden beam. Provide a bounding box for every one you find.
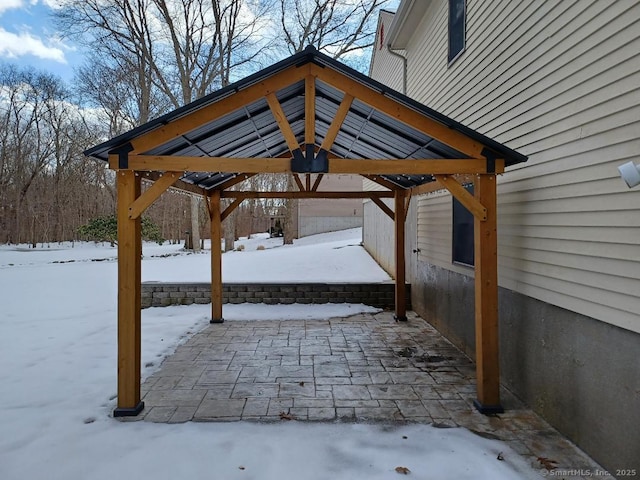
[116,155,504,175]
[210,190,224,323]
[305,75,315,146]
[309,63,485,159]
[473,174,502,414]
[394,189,407,322]
[127,64,309,155]
[320,93,354,152]
[208,173,256,194]
[220,191,394,199]
[329,158,504,175]
[311,173,324,192]
[371,197,394,220]
[142,170,205,196]
[435,174,487,221]
[221,197,244,222]
[129,172,181,219]
[404,194,411,222]
[114,170,143,417]
[305,174,311,191]
[115,155,291,173]
[266,92,300,153]
[293,174,305,191]
[362,174,397,191]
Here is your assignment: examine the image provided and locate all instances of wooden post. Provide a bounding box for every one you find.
[473,174,503,414]
[114,170,144,417]
[394,189,408,321]
[210,189,224,323]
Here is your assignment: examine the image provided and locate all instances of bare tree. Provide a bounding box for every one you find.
[57,0,272,247]
[0,63,112,244]
[278,0,389,61]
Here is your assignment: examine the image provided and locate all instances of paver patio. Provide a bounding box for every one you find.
[136,310,604,477]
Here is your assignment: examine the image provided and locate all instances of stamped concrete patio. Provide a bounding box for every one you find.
[137,310,603,476]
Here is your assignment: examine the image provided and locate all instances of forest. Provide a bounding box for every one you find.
[0,0,389,247]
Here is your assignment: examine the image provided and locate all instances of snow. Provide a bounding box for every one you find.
[0,229,539,479]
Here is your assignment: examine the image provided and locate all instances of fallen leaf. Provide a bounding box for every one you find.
[537,456,558,471]
[279,411,296,420]
[402,436,408,440]
[497,452,504,461]
[395,466,411,474]
[299,381,305,386]
[238,466,245,470]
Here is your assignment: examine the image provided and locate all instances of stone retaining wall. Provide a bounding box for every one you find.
[141,282,411,309]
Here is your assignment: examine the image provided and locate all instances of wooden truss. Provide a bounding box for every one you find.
[110,60,503,418]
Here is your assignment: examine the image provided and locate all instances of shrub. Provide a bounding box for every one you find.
[77,214,164,245]
[256,245,265,250]
[235,244,245,251]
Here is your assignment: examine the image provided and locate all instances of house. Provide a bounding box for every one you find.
[367,0,640,473]
[297,174,363,238]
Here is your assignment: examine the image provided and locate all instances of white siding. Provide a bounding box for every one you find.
[399,0,640,333]
[363,199,395,275]
[369,11,405,93]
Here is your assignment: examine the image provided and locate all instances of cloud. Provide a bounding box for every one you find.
[0,27,66,63]
[0,0,25,15]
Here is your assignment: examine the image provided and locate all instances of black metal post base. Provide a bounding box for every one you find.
[210,318,225,324]
[394,314,408,322]
[473,399,504,415]
[113,401,145,418]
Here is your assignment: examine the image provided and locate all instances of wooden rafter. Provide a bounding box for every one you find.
[221,198,244,222]
[293,174,305,191]
[210,173,256,193]
[309,63,485,159]
[305,174,311,191]
[404,194,411,222]
[113,155,504,175]
[129,172,181,219]
[144,171,205,196]
[311,174,324,191]
[320,93,354,151]
[305,75,315,146]
[362,174,397,191]
[371,197,394,220]
[128,64,310,154]
[434,174,487,221]
[266,92,300,153]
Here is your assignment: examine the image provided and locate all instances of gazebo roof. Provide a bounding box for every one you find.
[85,46,527,190]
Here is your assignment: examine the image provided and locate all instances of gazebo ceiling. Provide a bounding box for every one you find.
[85,46,527,191]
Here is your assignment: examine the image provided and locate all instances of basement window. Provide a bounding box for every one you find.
[452,183,474,266]
[448,0,466,64]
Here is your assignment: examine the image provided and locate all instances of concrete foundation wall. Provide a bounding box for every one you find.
[142,282,411,310]
[298,216,363,238]
[412,262,640,474]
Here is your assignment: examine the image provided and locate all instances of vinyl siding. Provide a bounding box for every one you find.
[388,0,640,333]
[368,11,405,93]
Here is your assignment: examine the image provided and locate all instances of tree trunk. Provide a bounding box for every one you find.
[190,195,201,252]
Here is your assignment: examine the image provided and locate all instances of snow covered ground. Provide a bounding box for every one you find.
[0,229,539,479]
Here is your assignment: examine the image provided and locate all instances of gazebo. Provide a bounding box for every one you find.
[85,47,527,418]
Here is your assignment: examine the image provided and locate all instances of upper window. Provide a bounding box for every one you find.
[448,0,466,64]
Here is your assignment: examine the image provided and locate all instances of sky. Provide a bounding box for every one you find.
[0,0,401,86]
[0,0,83,82]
